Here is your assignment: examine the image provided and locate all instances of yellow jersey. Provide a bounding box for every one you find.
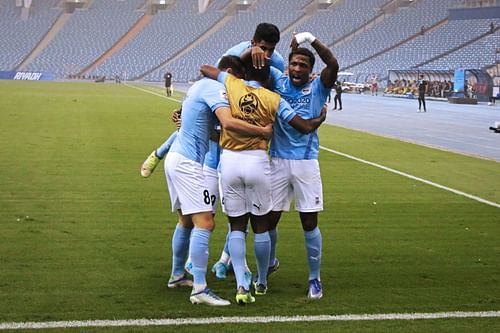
[220,74,280,151]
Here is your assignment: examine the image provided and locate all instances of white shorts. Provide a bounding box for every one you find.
[219,149,272,217]
[270,158,323,212]
[164,152,213,215]
[203,164,219,214]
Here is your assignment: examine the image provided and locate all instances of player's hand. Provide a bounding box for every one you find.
[290,32,299,51]
[171,108,182,128]
[292,32,316,46]
[261,123,273,139]
[251,46,268,69]
[319,104,327,122]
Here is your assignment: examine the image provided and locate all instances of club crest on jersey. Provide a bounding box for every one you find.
[302,86,311,94]
[239,93,258,114]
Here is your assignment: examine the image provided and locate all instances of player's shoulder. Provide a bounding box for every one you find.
[224,41,251,55]
[197,77,223,88]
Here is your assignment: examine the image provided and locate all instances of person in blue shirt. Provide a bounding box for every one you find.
[163,55,272,306]
[266,32,338,300]
[207,23,287,281]
[141,22,283,179]
[140,22,285,288]
[200,58,326,304]
[222,22,285,72]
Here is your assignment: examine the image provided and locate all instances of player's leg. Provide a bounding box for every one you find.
[141,133,177,178]
[220,150,254,304]
[188,211,230,305]
[300,212,323,299]
[292,159,324,299]
[228,215,255,304]
[250,213,270,295]
[168,211,193,288]
[267,211,281,272]
[141,151,161,178]
[211,228,231,279]
[166,152,229,305]
[245,151,273,295]
[267,157,293,277]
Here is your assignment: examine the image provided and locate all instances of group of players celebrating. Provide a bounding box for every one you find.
[141,22,339,306]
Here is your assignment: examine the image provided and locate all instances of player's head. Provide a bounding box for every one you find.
[218,55,245,79]
[244,58,270,86]
[288,47,315,87]
[251,23,280,59]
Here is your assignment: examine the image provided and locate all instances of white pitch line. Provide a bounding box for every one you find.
[122,84,499,209]
[124,83,182,103]
[320,146,500,209]
[1,311,499,330]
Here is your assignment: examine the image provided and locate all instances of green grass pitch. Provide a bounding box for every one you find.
[0,80,499,332]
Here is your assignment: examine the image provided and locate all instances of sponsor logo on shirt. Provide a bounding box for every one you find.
[239,93,259,114]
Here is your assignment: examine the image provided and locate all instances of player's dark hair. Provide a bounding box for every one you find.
[244,58,270,85]
[218,55,245,78]
[253,23,280,44]
[289,47,316,70]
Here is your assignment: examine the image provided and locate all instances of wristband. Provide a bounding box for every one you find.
[295,32,316,44]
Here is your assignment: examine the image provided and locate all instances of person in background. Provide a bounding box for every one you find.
[417,74,428,112]
[164,71,173,97]
[333,81,343,111]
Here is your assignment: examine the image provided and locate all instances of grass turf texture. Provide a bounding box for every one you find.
[0,81,498,332]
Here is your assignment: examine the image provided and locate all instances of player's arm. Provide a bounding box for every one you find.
[288,106,327,134]
[292,32,339,89]
[238,46,269,69]
[209,128,220,142]
[215,106,272,139]
[200,64,221,81]
[280,99,327,134]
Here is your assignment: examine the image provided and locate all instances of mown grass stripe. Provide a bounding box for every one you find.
[320,146,500,209]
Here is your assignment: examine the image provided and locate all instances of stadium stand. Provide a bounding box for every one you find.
[91,0,226,81]
[0,0,61,71]
[348,18,500,83]
[26,0,144,78]
[1,0,498,88]
[275,0,391,62]
[144,0,311,82]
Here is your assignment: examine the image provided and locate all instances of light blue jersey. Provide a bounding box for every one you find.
[223,41,286,72]
[170,78,228,164]
[269,67,330,160]
[204,138,221,170]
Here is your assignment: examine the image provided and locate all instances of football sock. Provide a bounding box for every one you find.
[268,228,278,267]
[221,225,231,264]
[189,227,211,290]
[155,139,172,159]
[218,250,230,265]
[304,227,322,281]
[171,223,191,277]
[254,232,271,285]
[228,231,247,289]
